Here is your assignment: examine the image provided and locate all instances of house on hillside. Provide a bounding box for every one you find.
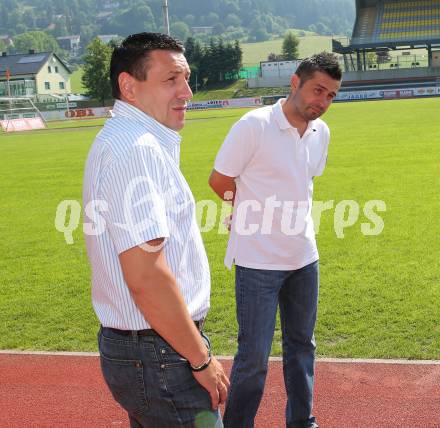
[102,0,120,9]
[192,27,213,35]
[96,11,113,23]
[0,51,72,100]
[0,35,13,48]
[97,34,121,44]
[57,35,81,57]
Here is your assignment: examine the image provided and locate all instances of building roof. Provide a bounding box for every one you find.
[97,34,120,43]
[56,35,80,41]
[0,52,71,78]
[0,35,13,46]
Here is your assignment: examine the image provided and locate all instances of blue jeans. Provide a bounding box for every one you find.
[223,261,319,428]
[98,326,223,428]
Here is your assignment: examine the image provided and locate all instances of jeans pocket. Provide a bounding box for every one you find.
[157,337,210,398]
[163,360,199,394]
[100,353,149,415]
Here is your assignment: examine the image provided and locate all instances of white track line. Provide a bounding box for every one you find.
[0,350,439,365]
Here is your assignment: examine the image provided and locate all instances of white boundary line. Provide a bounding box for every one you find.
[0,350,439,365]
[316,357,440,365]
[0,350,99,357]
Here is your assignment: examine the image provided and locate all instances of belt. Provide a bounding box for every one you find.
[103,319,205,337]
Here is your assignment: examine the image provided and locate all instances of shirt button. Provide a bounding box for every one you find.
[160,364,165,369]
[161,349,166,354]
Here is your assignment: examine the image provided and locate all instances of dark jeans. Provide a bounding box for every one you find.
[223,261,320,428]
[98,326,223,428]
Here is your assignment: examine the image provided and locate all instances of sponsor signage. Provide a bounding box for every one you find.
[383,90,414,99]
[415,87,437,96]
[1,117,45,132]
[41,106,112,121]
[336,91,381,101]
[37,87,440,122]
[56,102,77,109]
[337,86,439,102]
[187,97,262,111]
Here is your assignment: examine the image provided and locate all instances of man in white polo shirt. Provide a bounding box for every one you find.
[83,32,228,427]
[209,52,342,428]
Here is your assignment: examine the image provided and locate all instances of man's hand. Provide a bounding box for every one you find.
[208,169,236,203]
[120,242,216,371]
[223,213,233,231]
[192,356,230,410]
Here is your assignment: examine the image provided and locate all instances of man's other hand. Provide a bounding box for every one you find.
[192,356,230,410]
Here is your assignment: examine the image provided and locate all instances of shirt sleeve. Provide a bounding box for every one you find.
[101,145,170,254]
[314,126,330,177]
[214,118,257,178]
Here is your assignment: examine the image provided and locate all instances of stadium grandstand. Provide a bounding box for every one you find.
[333,0,440,91]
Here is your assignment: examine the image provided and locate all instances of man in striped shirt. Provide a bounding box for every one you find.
[83,32,228,427]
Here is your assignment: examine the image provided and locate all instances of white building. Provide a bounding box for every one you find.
[0,51,71,99]
[260,60,301,78]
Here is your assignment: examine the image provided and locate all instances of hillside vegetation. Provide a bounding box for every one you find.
[1,0,355,47]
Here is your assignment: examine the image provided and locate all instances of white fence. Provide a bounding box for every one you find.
[336,86,440,101]
[187,97,262,110]
[38,88,440,122]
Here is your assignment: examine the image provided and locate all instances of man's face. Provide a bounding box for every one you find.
[129,50,192,131]
[289,71,341,121]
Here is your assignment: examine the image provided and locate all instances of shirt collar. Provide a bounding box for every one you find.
[111,100,182,148]
[273,98,317,133]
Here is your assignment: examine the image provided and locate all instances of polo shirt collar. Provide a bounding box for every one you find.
[273,98,317,134]
[111,100,182,148]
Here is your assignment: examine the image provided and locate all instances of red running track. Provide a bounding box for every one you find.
[0,353,439,428]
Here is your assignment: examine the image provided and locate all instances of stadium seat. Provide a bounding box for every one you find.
[334,0,440,73]
[377,0,440,42]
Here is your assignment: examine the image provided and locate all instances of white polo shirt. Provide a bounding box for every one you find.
[214,98,330,270]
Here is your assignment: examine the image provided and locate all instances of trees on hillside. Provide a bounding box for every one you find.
[267,52,282,62]
[80,36,242,103]
[103,3,156,36]
[171,21,191,43]
[0,0,355,45]
[13,31,62,55]
[282,31,299,60]
[82,38,112,105]
[185,37,243,88]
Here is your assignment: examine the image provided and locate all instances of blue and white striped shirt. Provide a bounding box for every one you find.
[83,100,211,330]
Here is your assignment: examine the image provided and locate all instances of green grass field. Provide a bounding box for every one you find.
[190,80,292,101]
[70,68,85,94]
[242,34,334,66]
[1,98,440,358]
[191,80,248,101]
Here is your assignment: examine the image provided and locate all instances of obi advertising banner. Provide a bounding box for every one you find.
[41,106,112,121]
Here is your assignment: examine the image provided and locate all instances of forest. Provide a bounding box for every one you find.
[0,0,355,48]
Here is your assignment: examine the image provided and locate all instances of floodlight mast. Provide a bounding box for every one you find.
[163,0,170,36]
[5,67,11,97]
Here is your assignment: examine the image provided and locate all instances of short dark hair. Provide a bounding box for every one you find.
[110,32,184,99]
[295,52,342,85]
